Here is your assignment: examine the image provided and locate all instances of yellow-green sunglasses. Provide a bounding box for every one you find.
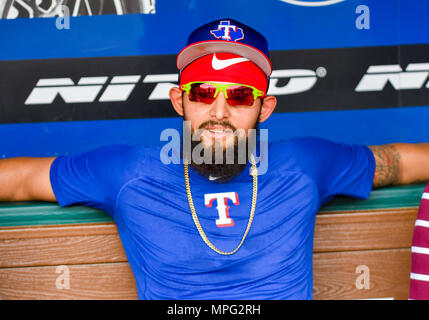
[180,81,265,106]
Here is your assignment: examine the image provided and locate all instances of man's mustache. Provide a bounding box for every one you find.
[198,120,237,132]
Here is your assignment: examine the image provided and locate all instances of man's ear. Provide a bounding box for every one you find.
[169,87,184,116]
[258,95,277,123]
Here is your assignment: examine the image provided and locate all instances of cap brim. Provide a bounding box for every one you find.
[177,40,272,77]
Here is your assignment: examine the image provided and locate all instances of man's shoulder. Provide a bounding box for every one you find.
[71,143,165,177]
[87,143,160,161]
[269,136,326,159]
[76,143,178,184]
[97,143,180,176]
[269,136,329,149]
[267,136,337,174]
[269,136,348,157]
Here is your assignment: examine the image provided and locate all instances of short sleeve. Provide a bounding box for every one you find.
[49,144,142,216]
[286,136,376,204]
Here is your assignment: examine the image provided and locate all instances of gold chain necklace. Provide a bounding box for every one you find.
[183,155,258,255]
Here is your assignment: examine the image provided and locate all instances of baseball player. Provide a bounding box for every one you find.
[1,18,429,299]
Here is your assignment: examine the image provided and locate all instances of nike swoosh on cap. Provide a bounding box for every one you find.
[211,53,249,70]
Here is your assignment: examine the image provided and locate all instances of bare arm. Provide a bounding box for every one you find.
[368,143,429,189]
[0,157,57,202]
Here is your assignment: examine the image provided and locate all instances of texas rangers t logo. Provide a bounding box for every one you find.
[204,192,240,227]
[210,21,244,42]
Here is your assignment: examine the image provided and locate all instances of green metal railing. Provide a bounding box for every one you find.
[0,184,426,227]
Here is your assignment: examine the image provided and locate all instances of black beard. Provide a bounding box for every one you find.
[190,137,248,183]
[188,119,259,183]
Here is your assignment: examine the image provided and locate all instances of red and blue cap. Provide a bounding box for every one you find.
[177,18,272,78]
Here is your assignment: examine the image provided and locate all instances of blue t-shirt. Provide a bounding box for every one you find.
[49,136,375,299]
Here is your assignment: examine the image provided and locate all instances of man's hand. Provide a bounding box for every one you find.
[0,157,57,202]
[369,143,429,189]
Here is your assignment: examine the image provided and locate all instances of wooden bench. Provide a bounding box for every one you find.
[0,184,425,300]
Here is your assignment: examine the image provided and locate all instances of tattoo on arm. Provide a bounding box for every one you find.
[368,145,401,188]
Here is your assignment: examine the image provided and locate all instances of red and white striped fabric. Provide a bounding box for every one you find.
[409,183,429,299]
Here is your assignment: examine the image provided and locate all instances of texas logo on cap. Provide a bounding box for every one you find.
[210,20,244,42]
[177,18,272,78]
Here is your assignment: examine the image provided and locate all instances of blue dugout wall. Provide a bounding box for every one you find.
[0,0,428,157]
